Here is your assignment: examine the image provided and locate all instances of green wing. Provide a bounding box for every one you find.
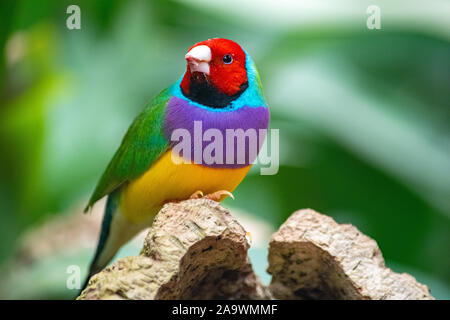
[84,89,171,212]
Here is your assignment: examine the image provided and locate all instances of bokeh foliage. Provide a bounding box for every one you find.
[0,0,449,298]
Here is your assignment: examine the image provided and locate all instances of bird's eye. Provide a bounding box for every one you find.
[222,54,233,64]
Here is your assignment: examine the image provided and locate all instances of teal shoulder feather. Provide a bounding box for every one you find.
[84,89,171,212]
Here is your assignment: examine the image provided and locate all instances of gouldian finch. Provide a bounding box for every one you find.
[82,38,269,288]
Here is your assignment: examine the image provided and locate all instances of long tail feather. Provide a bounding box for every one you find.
[78,192,118,295]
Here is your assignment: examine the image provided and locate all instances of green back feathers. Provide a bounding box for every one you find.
[84,89,171,211]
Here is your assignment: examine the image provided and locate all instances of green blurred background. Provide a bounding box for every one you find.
[0,0,449,299]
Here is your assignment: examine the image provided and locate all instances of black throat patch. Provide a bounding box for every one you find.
[181,74,248,109]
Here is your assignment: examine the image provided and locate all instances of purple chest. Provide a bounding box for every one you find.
[162,97,269,168]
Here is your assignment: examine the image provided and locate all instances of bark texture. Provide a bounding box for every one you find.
[78,203,433,300]
[78,199,270,300]
[267,209,434,300]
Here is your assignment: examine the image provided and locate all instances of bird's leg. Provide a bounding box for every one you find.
[189,190,234,202]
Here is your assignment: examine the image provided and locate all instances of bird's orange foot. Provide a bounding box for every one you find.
[189,190,234,202]
[205,190,234,202]
[189,190,204,199]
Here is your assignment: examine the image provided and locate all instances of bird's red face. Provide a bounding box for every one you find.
[180,38,248,108]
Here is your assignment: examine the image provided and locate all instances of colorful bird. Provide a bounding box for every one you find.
[82,38,269,289]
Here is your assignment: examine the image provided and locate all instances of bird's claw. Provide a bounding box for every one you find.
[245,231,253,245]
[189,190,234,202]
[189,190,204,199]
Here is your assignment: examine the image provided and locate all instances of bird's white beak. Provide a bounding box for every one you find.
[185,45,211,75]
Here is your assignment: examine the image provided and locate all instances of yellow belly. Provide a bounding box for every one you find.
[119,150,251,224]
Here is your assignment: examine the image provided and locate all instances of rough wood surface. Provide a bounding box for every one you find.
[78,202,434,300]
[267,209,434,300]
[78,199,270,300]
